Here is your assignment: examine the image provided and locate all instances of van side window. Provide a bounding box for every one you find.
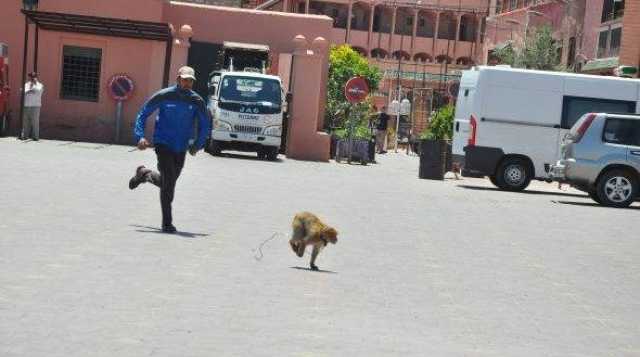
[603,119,640,146]
[561,96,635,129]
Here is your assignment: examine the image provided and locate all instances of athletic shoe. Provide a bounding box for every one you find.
[162,224,177,234]
[128,165,151,190]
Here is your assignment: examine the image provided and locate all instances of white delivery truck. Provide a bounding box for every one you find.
[452,66,640,191]
[206,42,287,160]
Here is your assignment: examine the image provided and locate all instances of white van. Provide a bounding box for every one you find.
[452,66,640,191]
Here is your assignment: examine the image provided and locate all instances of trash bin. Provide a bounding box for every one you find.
[419,139,448,180]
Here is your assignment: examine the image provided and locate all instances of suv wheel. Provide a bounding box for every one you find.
[265,147,279,161]
[596,170,638,208]
[495,158,532,192]
[207,139,222,156]
[588,190,602,204]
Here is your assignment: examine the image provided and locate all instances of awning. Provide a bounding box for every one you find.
[223,41,270,52]
[22,10,171,41]
[581,57,619,72]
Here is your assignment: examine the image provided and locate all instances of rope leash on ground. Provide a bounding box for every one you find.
[253,232,287,261]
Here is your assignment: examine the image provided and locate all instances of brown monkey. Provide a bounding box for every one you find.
[289,212,338,271]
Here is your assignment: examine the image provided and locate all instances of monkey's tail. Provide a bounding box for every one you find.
[253,232,287,261]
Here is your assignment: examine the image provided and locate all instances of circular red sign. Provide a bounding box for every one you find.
[344,76,369,104]
[108,74,135,101]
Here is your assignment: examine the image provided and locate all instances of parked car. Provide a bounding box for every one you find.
[551,113,640,207]
[453,66,640,192]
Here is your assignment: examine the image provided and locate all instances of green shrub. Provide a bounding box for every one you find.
[420,104,454,140]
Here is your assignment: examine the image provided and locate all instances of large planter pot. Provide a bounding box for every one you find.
[336,138,371,165]
[419,139,448,180]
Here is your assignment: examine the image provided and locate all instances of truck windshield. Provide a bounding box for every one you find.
[220,76,281,108]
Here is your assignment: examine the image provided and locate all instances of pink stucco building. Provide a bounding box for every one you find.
[258,0,491,136]
[0,0,334,160]
[485,0,586,69]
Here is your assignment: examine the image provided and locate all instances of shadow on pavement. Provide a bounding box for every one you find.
[552,200,640,210]
[290,266,338,274]
[130,225,210,238]
[458,185,588,199]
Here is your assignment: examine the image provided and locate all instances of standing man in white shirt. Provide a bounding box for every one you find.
[22,72,44,141]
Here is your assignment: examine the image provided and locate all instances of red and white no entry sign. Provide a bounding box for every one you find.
[108,74,135,101]
[344,76,369,104]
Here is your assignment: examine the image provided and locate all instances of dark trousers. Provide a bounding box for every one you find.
[147,145,186,226]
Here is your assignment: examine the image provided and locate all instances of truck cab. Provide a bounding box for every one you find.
[205,42,285,160]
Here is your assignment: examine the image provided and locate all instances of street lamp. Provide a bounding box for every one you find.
[22,0,38,10]
[389,96,411,152]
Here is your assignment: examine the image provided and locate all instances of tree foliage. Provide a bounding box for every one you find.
[420,104,455,140]
[326,45,382,131]
[493,26,562,71]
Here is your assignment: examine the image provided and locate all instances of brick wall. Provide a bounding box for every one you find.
[619,0,640,68]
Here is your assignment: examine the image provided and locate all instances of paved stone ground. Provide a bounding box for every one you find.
[1,138,639,357]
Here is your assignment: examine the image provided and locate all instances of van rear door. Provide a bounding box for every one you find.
[452,70,479,158]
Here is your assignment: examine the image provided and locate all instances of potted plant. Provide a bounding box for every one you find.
[419,104,454,180]
[334,121,373,164]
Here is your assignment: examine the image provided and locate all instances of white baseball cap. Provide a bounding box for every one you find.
[177,66,196,81]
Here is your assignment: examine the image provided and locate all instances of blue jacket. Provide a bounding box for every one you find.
[134,86,210,153]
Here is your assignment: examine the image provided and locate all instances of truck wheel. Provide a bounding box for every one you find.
[596,169,637,208]
[257,149,266,160]
[266,147,279,161]
[495,157,532,192]
[207,140,222,156]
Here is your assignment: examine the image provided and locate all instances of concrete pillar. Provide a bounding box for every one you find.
[286,35,330,161]
[619,0,640,69]
[389,6,397,54]
[474,15,483,62]
[367,4,376,57]
[169,24,192,84]
[454,14,462,55]
[346,0,353,44]
[411,8,419,57]
[432,11,440,56]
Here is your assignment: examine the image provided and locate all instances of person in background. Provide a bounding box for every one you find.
[376,106,389,154]
[21,72,43,140]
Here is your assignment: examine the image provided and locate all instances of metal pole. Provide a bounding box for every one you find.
[523,11,530,63]
[162,35,173,88]
[395,29,403,153]
[19,14,30,138]
[115,100,123,144]
[34,24,39,73]
[346,106,353,164]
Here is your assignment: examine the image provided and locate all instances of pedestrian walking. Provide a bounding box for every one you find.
[21,72,43,140]
[128,66,210,233]
[376,106,389,154]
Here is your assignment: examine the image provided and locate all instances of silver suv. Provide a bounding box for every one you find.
[552,113,640,208]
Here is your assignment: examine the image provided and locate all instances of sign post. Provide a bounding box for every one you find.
[107,74,135,144]
[343,76,369,163]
